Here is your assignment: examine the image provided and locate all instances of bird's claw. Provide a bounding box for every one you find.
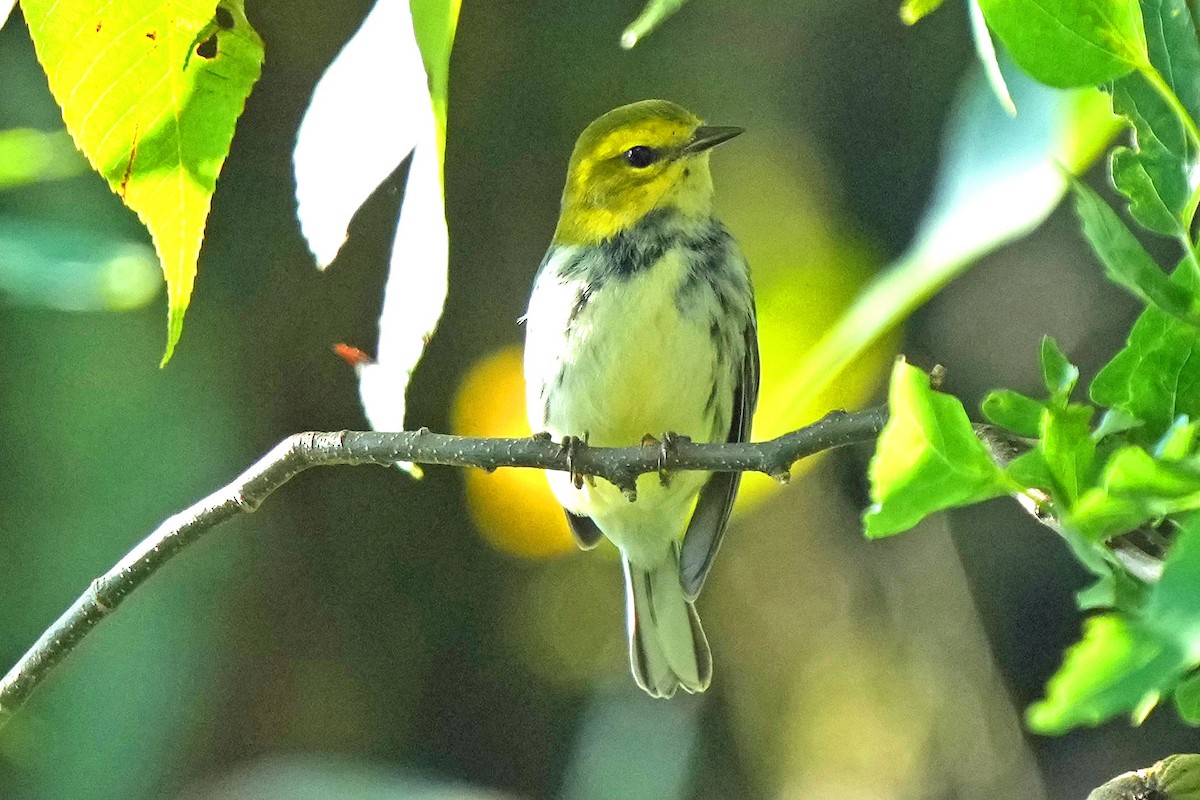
[644,431,686,488]
[560,433,589,490]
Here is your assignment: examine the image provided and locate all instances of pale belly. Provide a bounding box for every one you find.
[523,246,733,561]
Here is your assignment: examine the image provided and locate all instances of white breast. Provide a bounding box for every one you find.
[524,246,726,449]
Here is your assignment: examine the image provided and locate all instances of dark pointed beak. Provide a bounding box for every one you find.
[681,126,744,155]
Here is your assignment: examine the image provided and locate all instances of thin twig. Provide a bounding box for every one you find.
[0,406,887,727]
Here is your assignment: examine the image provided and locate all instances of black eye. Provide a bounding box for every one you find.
[623,146,657,168]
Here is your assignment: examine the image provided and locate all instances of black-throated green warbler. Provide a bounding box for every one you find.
[522,100,759,698]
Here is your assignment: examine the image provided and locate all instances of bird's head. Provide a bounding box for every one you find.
[553,100,743,246]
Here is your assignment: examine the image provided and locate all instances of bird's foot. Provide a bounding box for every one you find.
[643,431,689,488]
[559,433,590,489]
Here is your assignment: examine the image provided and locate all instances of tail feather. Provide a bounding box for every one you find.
[623,552,712,699]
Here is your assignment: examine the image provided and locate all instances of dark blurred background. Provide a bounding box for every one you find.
[1,1,1196,798]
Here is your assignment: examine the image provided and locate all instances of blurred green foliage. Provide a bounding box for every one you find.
[874,0,1200,737]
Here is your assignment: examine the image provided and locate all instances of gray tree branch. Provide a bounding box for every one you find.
[0,406,887,727]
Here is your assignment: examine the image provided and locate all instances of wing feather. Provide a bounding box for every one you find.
[565,511,604,549]
[679,317,760,600]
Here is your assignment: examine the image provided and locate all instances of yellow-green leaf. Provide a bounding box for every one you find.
[621,0,690,49]
[19,0,263,364]
[900,0,946,25]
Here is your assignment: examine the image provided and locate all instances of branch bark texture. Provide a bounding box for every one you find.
[0,407,887,726]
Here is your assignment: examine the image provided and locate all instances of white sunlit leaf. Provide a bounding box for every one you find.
[968,0,1016,116]
[294,0,449,464]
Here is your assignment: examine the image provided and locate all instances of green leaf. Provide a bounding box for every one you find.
[1076,567,1150,613]
[1043,403,1096,504]
[1070,446,1200,539]
[977,0,1147,88]
[900,0,946,25]
[1107,0,1200,237]
[864,360,1011,538]
[1006,448,1056,491]
[1032,515,1200,733]
[1156,416,1198,460]
[982,389,1043,436]
[1104,446,1200,501]
[19,0,264,364]
[1147,512,1200,634]
[410,0,461,149]
[1026,614,1186,733]
[1111,146,1187,235]
[1040,335,1079,405]
[620,0,689,48]
[1093,407,1143,441]
[1070,177,1199,320]
[1175,671,1200,723]
[1091,264,1200,442]
[1070,486,1151,540]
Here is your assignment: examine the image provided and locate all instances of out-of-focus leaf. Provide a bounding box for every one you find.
[981,389,1043,436]
[620,0,689,49]
[1108,0,1200,237]
[1156,417,1198,460]
[1071,178,1198,320]
[0,218,159,311]
[19,0,264,364]
[1105,447,1200,500]
[1040,335,1078,406]
[1076,567,1149,614]
[0,128,86,190]
[865,360,1011,538]
[899,0,945,25]
[777,66,1119,419]
[1070,446,1200,540]
[977,0,1147,88]
[1069,487,1148,541]
[1094,407,1143,441]
[1148,513,1200,632]
[968,0,1016,114]
[1042,403,1095,505]
[1026,615,1184,733]
[295,0,457,470]
[1176,672,1200,723]
[1092,265,1200,443]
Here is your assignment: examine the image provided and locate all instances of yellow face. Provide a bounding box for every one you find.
[553,100,740,246]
